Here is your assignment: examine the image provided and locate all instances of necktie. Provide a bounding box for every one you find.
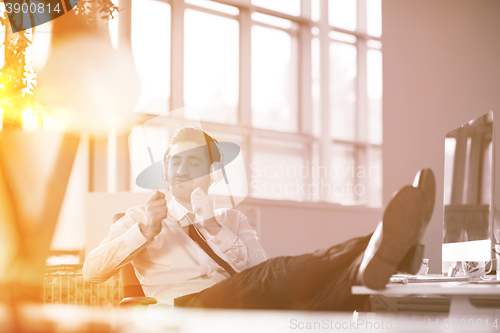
[184,213,237,276]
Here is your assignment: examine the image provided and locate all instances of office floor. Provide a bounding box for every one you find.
[0,303,468,333]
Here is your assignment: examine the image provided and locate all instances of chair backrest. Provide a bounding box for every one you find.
[113,213,145,298]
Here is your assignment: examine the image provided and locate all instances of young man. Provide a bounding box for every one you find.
[83,126,435,311]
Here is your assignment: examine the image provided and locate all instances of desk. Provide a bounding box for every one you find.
[352,279,500,318]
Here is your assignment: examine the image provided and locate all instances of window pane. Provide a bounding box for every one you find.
[204,131,248,202]
[310,140,321,202]
[311,37,320,137]
[252,26,297,132]
[328,0,356,31]
[251,139,307,201]
[251,0,301,16]
[330,42,357,141]
[132,0,170,114]
[367,0,382,37]
[185,0,239,15]
[367,39,382,49]
[184,10,239,125]
[251,12,294,30]
[367,49,382,144]
[311,0,320,22]
[129,125,172,192]
[328,144,356,204]
[358,147,382,207]
[329,31,357,44]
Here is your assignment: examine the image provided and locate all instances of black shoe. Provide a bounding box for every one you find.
[398,168,436,274]
[358,169,436,289]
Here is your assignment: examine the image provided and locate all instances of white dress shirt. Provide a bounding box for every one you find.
[82,198,269,305]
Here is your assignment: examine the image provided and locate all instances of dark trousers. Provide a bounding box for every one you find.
[175,234,372,311]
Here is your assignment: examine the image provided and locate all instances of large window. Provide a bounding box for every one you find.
[132,0,171,114]
[184,8,239,124]
[120,0,382,207]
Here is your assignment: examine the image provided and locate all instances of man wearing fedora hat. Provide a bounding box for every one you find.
[84,126,436,310]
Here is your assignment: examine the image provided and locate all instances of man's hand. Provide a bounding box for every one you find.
[191,187,214,221]
[191,187,221,235]
[141,190,168,240]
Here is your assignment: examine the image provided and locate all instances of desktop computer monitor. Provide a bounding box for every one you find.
[442,112,494,273]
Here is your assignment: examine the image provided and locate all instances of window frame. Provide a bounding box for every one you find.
[112,0,382,206]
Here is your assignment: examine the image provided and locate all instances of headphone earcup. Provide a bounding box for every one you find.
[210,162,224,183]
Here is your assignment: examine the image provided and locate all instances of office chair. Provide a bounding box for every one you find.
[113,213,157,308]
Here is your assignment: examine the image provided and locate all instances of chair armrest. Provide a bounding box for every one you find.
[119,297,158,308]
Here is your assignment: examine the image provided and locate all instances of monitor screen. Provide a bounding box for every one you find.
[442,112,493,267]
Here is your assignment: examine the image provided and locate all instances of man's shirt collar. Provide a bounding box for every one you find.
[168,196,192,226]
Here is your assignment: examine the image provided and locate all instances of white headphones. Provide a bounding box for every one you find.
[161,132,225,184]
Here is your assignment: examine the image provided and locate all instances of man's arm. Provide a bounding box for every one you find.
[190,188,268,271]
[83,191,168,283]
[205,210,269,272]
[82,206,152,283]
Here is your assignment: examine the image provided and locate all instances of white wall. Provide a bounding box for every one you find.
[383,0,500,272]
[244,198,381,257]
